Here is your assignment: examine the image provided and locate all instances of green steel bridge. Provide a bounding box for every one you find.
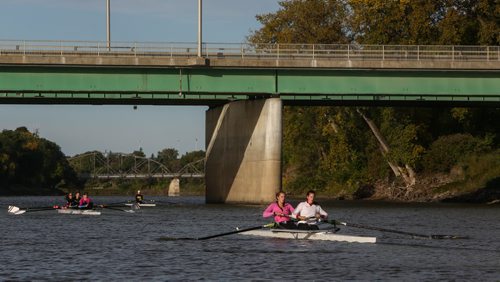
[2,40,499,203]
[1,40,499,106]
[67,152,205,179]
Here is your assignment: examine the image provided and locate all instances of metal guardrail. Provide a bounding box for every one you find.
[0,40,499,62]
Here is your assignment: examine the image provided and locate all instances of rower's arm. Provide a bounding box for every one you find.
[318,206,328,218]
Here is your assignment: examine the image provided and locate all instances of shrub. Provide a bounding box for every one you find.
[422,134,491,172]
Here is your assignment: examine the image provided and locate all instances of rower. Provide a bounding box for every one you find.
[263,191,296,229]
[135,190,144,204]
[74,191,82,205]
[78,192,94,209]
[63,192,77,208]
[292,190,328,230]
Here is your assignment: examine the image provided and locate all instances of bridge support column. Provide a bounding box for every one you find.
[168,178,180,196]
[205,98,282,204]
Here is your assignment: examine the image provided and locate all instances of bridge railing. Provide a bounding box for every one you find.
[0,40,498,62]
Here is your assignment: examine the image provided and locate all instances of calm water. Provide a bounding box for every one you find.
[1,196,499,281]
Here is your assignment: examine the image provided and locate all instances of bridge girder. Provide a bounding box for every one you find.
[0,66,499,107]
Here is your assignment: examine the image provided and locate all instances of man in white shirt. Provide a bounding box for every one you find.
[293,190,328,230]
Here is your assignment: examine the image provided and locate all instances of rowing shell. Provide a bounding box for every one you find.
[57,209,101,216]
[241,229,376,243]
[124,203,156,207]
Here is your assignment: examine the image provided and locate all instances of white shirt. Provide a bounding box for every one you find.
[293,201,328,224]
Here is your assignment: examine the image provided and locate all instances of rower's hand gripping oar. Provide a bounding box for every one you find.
[328,220,468,239]
[159,223,276,241]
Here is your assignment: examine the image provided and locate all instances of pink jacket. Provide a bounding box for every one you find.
[263,202,295,223]
[79,197,91,207]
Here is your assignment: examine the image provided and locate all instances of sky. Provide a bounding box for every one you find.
[0,0,281,157]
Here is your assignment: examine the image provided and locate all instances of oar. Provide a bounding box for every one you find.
[98,204,128,208]
[101,202,129,206]
[160,223,276,241]
[328,220,468,239]
[98,205,135,213]
[122,202,142,209]
[8,205,59,215]
[151,200,178,205]
[198,223,277,240]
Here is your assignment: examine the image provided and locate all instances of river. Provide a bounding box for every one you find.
[1,196,499,281]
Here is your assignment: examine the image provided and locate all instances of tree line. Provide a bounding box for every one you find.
[248,0,500,201]
[0,127,205,195]
[0,127,77,195]
[249,0,498,45]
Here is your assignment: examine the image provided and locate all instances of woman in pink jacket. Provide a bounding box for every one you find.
[78,193,94,209]
[263,191,296,229]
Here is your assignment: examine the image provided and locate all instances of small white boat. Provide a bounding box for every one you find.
[57,209,101,216]
[241,229,376,243]
[124,203,156,207]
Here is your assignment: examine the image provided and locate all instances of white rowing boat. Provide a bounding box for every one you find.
[240,228,376,243]
[57,209,101,216]
[124,203,156,207]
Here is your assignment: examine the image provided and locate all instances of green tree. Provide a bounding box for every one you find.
[0,127,77,194]
[349,0,499,45]
[248,0,350,44]
[157,148,179,165]
[156,148,180,172]
[476,0,500,45]
[423,133,492,172]
[349,0,442,44]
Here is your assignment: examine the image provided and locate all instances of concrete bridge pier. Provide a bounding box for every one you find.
[205,98,282,204]
[168,178,180,196]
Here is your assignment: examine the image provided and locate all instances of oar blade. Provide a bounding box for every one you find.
[8,206,28,215]
[8,206,20,214]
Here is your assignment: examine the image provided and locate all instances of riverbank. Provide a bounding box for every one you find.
[369,160,500,204]
[2,171,498,204]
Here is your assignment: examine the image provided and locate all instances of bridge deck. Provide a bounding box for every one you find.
[1,41,499,106]
[1,41,499,69]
